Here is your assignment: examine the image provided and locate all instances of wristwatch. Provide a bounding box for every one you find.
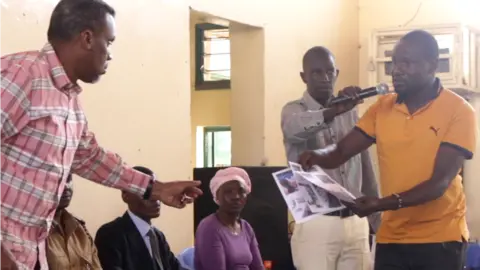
[142,178,155,200]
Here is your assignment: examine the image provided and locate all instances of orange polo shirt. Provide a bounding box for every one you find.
[356,85,477,243]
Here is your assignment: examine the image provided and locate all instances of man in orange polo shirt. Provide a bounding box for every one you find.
[299,29,476,270]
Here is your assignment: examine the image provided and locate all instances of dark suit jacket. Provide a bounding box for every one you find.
[94,212,180,270]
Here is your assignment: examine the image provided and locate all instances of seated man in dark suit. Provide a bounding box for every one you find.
[95,166,180,270]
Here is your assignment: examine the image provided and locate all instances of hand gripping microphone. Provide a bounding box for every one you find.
[329,83,390,106]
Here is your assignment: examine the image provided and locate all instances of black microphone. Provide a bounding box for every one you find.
[329,83,390,106]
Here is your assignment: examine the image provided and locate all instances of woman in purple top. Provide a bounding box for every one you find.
[194,167,264,270]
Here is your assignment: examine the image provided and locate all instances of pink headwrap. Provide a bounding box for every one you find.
[210,167,252,204]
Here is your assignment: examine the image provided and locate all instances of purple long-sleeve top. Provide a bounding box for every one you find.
[194,214,264,270]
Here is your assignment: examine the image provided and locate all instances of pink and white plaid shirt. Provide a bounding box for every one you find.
[1,43,151,270]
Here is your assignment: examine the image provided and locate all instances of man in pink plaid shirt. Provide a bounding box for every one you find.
[0,1,202,269]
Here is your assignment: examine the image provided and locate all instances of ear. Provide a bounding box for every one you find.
[300,72,307,84]
[79,29,95,50]
[335,69,340,78]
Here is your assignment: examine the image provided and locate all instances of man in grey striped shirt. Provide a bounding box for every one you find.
[281,46,380,270]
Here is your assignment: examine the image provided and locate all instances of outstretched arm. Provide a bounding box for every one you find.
[281,102,335,143]
[282,87,362,143]
[71,125,202,208]
[360,148,379,199]
[299,127,375,169]
[299,97,379,170]
[71,126,151,196]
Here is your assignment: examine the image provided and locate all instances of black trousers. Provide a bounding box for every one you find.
[374,241,467,270]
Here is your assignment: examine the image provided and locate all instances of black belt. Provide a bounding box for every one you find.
[325,208,354,218]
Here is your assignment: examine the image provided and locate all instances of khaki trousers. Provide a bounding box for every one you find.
[291,215,372,270]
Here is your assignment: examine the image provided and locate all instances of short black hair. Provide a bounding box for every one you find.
[47,0,115,41]
[400,30,439,61]
[132,166,154,177]
[302,46,335,70]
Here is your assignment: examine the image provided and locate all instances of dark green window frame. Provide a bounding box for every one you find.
[203,126,231,167]
[195,23,231,90]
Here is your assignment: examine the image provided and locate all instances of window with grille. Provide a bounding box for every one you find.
[195,23,231,90]
[382,34,454,76]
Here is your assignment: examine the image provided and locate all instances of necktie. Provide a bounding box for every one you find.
[147,229,164,270]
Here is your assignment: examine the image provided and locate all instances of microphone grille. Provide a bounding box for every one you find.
[376,83,390,95]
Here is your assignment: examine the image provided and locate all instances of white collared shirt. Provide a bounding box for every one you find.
[127,210,154,257]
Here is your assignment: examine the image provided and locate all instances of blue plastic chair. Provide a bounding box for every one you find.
[466,242,480,270]
[177,247,195,270]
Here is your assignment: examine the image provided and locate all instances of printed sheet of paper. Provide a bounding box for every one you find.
[296,170,357,203]
[272,163,345,223]
[290,162,357,203]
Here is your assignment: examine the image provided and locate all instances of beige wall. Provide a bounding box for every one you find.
[259,1,360,166]
[192,0,361,167]
[189,12,231,167]
[230,23,266,166]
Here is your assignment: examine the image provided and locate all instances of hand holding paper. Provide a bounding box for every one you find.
[342,196,382,217]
